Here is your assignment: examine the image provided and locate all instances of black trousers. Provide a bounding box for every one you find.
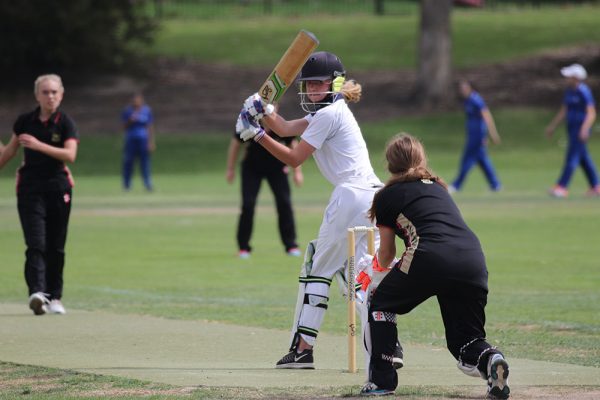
[17,189,72,300]
[237,163,297,252]
[368,266,501,391]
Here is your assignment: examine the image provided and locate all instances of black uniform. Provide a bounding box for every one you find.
[13,107,79,300]
[234,131,298,253]
[368,179,502,390]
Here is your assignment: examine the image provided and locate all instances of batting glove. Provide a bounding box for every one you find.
[243,93,274,121]
[236,110,266,142]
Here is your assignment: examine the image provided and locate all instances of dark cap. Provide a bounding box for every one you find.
[298,51,346,81]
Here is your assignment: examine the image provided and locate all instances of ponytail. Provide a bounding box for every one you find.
[341,79,361,103]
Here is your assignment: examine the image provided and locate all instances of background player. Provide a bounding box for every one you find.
[361,133,509,398]
[226,117,303,258]
[0,74,79,315]
[121,92,155,192]
[449,79,502,193]
[545,63,599,197]
[237,51,382,369]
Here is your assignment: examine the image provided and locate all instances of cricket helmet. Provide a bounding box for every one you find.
[298,51,346,113]
[298,51,346,82]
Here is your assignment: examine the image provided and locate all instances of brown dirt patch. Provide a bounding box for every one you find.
[0,46,599,137]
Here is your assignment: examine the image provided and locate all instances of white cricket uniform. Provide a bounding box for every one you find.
[294,98,382,346]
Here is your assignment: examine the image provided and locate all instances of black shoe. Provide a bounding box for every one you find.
[275,349,314,369]
[360,381,395,396]
[393,340,404,369]
[487,354,510,399]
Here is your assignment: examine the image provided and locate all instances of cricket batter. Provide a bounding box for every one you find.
[237,51,384,368]
[361,134,509,398]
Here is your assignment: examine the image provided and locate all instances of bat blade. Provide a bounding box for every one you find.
[258,30,319,104]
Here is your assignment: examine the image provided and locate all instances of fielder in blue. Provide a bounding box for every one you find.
[450,80,501,193]
[545,64,599,198]
[121,93,155,191]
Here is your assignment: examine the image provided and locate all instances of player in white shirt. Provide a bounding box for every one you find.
[237,51,386,369]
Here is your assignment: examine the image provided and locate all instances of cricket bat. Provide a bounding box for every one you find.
[258,30,319,104]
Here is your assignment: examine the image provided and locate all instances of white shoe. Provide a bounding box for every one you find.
[47,299,66,314]
[448,185,457,194]
[29,292,49,315]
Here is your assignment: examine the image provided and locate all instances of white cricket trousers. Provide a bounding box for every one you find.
[297,182,379,345]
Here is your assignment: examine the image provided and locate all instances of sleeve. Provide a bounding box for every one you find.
[473,93,487,112]
[580,85,596,106]
[300,108,335,150]
[62,114,79,142]
[374,188,400,229]
[12,114,26,135]
[121,107,131,123]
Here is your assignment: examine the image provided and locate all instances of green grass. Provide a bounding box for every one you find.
[1,107,599,376]
[1,107,599,397]
[149,5,600,69]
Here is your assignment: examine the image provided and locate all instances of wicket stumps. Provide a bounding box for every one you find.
[347,226,377,373]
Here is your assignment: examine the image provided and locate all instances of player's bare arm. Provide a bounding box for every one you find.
[226,138,241,184]
[377,225,397,269]
[482,109,501,145]
[545,105,566,137]
[0,134,20,170]
[579,105,596,142]
[258,135,314,168]
[18,134,78,163]
[263,113,309,137]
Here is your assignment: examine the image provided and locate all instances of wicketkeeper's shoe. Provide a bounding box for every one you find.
[275,349,314,369]
[28,292,49,316]
[486,354,510,399]
[393,340,404,369]
[47,299,66,315]
[360,382,394,396]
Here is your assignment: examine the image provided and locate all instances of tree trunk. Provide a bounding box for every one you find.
[415,0,453,106]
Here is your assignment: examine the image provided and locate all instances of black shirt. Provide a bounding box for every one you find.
[234,131,293,172]
[374,179,487,288]
[13,107,79,194]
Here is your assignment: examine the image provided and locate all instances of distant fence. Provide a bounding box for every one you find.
[149,0,599,19]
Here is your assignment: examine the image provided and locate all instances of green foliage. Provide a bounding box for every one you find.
[150,5,600,69]
[0,0,157,78]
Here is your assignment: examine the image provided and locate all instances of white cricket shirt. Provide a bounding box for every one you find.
[301,99,381,187]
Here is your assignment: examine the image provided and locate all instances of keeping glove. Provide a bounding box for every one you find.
[243,93,275,121]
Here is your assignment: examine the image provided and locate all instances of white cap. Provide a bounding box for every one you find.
[560,63,587,80]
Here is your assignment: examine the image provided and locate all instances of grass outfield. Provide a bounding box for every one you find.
[0,108,599,397]
[149,5,600,69]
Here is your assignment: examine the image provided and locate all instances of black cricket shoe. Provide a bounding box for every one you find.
[393,340,404,369]
[275,349,314,369]
[487,354,510,399]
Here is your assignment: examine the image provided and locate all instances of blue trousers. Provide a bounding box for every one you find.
[123,136,152,190]
[453,145,500,190]
[557,138,599,188]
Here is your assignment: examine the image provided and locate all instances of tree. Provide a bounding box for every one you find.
[414,0,453,106]
[0,0,156,79]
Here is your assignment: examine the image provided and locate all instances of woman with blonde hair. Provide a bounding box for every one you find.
[362,134,510,398]
[0,74,79,316]
[236,51,399,371]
